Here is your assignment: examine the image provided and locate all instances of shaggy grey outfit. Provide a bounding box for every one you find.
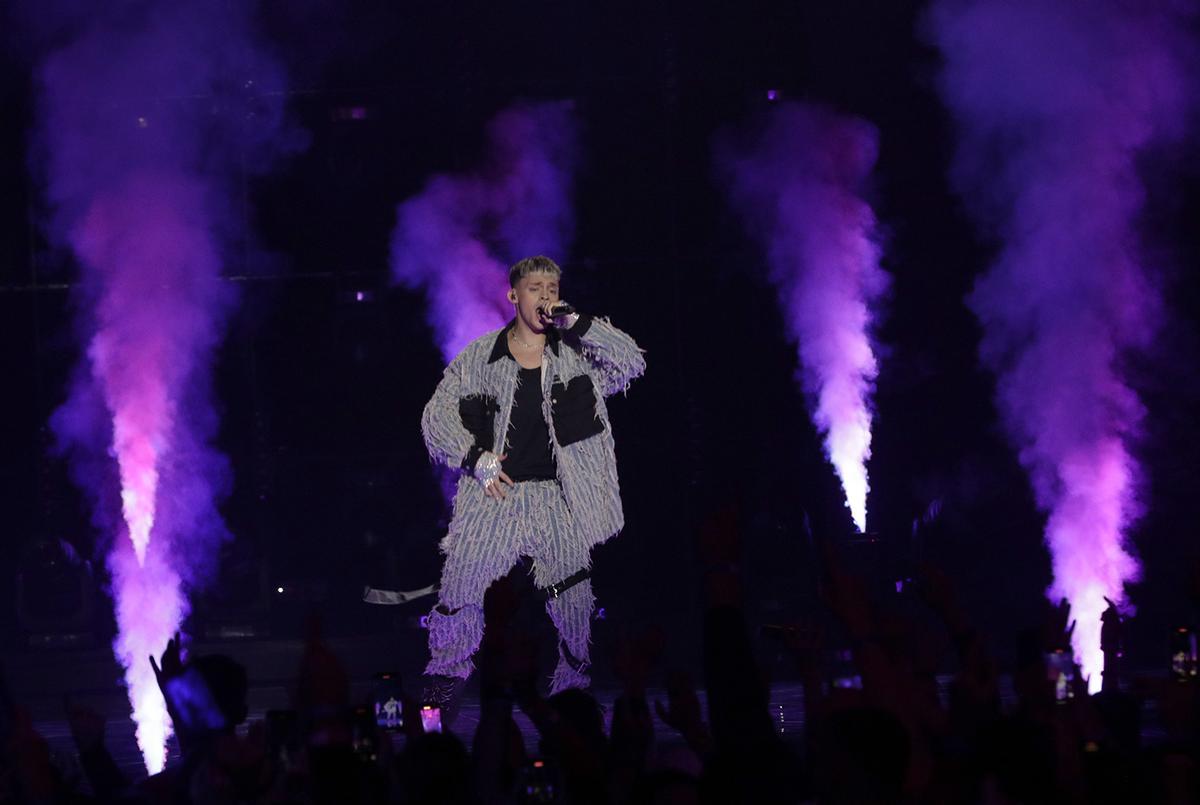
[421,314,645,692]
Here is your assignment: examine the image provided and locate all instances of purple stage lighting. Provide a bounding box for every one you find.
[717,103,889,533]
[31,0,298,771]
[928,0,1195,689]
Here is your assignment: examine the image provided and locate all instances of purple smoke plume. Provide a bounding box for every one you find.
[928,0,1195,688]
[31,0,296,771]
[390,102,579,362]
[716,103,888,532]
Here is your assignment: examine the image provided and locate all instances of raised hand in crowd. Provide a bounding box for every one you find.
[654,670,713,759]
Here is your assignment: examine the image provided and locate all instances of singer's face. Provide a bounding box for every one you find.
[512,271,560,330]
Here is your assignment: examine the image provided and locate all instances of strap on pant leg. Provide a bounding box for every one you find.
[542,568,591,600]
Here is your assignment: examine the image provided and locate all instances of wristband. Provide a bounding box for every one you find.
[474,451,502,487]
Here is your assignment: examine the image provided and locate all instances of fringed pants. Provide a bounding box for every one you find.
[425,480,594,693]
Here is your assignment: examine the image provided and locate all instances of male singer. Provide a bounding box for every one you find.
[419,255,645,703]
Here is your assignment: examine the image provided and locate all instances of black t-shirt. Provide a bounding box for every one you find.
[502,364,557,481]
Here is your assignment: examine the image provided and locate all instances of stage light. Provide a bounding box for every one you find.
[339,289,374,304]
[766,89,779,102]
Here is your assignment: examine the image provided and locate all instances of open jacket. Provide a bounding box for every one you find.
[421,314,646,549]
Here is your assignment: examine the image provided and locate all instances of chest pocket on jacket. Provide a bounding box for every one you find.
[459,395,499,451]
[550,375,605,447]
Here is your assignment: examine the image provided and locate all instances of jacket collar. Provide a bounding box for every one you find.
[488,318,561,363]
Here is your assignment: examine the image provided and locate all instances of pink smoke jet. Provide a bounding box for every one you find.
[391,102,579,362]
[108,533,186,773]
[69,173,228,771]
[717,103,888,532]
[928,0,1194,688]
[32,1,296,772]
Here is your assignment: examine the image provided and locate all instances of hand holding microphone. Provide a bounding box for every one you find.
[537,301,578,328]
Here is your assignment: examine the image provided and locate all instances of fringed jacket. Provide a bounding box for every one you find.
[421,314,646,549]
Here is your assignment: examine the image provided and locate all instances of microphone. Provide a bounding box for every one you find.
[540,302,576,319]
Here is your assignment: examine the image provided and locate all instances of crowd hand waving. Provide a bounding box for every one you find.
[149,631,185,689]
[654,670,713,755]
[64,695,106,754]
[613,625,665,698]
[820,540,873,641]
[698,504,743,608]
[149,632,191,747]
[474,451,514,500]
[1043,597,1076,654]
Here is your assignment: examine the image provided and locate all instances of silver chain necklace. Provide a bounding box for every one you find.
[509,330,543,350]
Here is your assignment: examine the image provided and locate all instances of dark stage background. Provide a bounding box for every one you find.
[1,0,1199,682]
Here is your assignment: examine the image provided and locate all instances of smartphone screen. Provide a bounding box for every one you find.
[351,706,381,763]
[518,758,559,803]
[1046,649,1075,703]
[419,705,442,734]
[1171,627,1197,681]
[371,672,404,730]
